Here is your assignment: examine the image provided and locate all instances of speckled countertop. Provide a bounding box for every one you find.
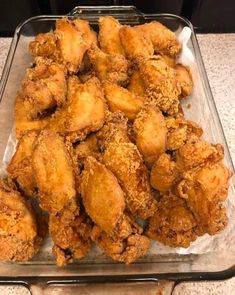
[0,34,235,294]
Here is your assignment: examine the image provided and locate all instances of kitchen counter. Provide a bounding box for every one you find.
[0,34,235,294]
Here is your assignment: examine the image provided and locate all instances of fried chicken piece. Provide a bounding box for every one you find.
[119,25,154,60]
[160,53,176,68]
[32,130,76,214]
[146,194,197,248]
[48,76,106,142]
[74,134,100,161]
[176,139,224,171]
[15,94,50,139]
[165,115,203,151]
[150,153,179,193]
[29,32,57,59]
[139,55,181,115]
[177,162,232,235]
[0,178,40,261]
[7,131,38,197]
[91,222,150,264]
[103,81,144,120]
[80,156,127,237]
[50,200,92,266]
[175,64,193,99]
[98,16,125,55]
[88,45,129,85]
[136,21,181,57]
[20,57,67,119]
[73,19,97,47]
[133,106,167,167]
[128,70,146,97]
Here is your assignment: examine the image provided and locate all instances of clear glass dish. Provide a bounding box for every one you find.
[0,5,234,288]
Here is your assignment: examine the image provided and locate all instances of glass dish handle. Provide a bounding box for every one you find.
[68,5,144,19]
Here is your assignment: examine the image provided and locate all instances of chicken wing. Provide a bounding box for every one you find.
[29,32,57,59]
[175,64,193,99]
[7,131,38,197]
[133,106,167,167]
[98,16,125,55]
[20,57,67,119]
[165,115,203,151]
[138,55,181,115]
[177,161,232,235]
[73,19,97,47]
[100,115,158,219]
[0,178,40,261]
[146,194,197,248]
[48,76,106,142]
[88,45,129,85]
[119,25,154,60]
[136,21,181,57]
[103,81,144,120]
[150,153,179,193]
[74,134,100,161]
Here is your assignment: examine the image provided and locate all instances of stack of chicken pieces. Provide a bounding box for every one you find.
[0,16,232,266]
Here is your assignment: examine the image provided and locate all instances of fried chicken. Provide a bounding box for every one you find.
[73,19,97,47]
[88,45,129,85]
[103,81,144,120]
[177,161,231,235]
[136,21,181,57]
[165,115,203,151]
[138,55,181,115]
[150,153,179,193]
[175,64,193,99]
[32,130,91,265]
[128,70,146,97]
[7,131,38,197]
[29,32,57,59]
[74,134,100,161]
[99,114,158,219]
[47,76,106,142]
[119,25,154,60]
[0,178,40,261]
[146,194,197,248]
[20,57,67,119]
[98,16,125,55]
[133,106,167,167]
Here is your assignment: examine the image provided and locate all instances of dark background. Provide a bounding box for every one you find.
[0,0,235,36]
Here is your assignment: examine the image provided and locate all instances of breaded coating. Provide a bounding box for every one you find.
[150,153,178,193]
[128,70,146,96]
[91,222,150,264]
[175,64,193,99]
[176,139,224,171]
[103,142,157,219]
[119,25,154,60]
[29,32,57,59]
[98,16,125,55]
[160,53,176,68]
[48,77,106,142]
[88,45,129,85]
[177,162,232,235]
[74,134,100,161]
[50,201,92,266]
[166,115,203,151]
[146,194,197,248]
[0,179,40,261]
[136,21,181,57]
[80,157,126,236]
[32,130,76,214]
[139,56,181,115]
[7,131,38,197]
[103,81,144,120]
[133,106,167,167]
[20,57,67,119]
[15,94,50,139]
[73,19,97,47]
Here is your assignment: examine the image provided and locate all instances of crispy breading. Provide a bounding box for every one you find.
[98,16,125,55]
[128,70,146,96]
[0,178,40,261]
[136,21,181,57]
[146,194,197,248]
[133,106,167,167]
[119,25,154,60]
[175,64,193,99]
[103,81,144,120]
[73,19,97,47]
[7,131,38,197]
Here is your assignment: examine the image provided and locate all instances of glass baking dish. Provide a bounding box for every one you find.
[0,5,234,288]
